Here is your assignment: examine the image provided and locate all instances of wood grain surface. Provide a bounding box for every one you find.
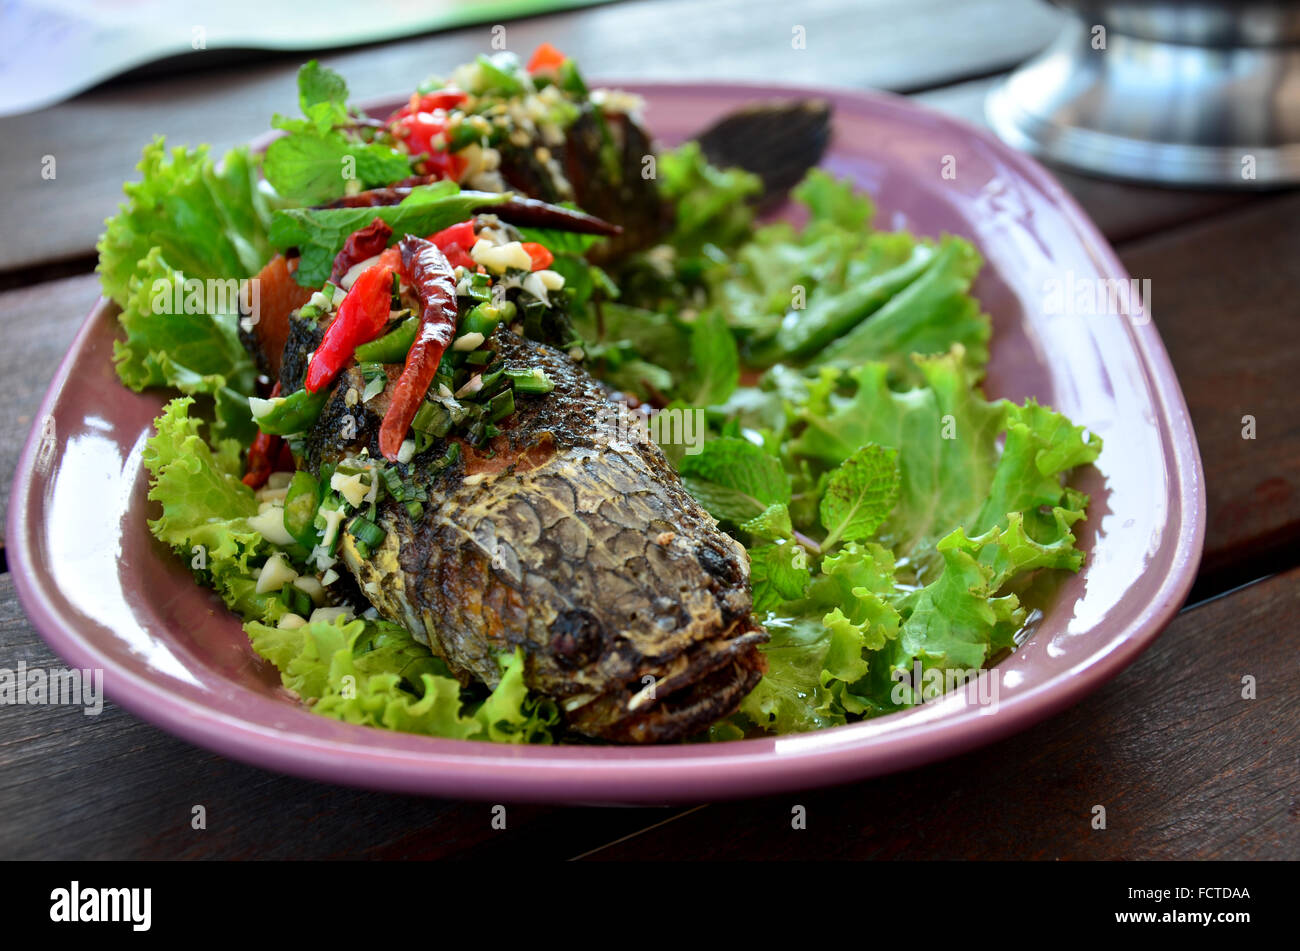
[0,0,1296,861]
[2,566,1294,860]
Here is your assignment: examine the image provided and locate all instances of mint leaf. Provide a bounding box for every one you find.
[749,541,811,612]
[677,436,790,523]
[818,443,900,549]
[687,308,739,407]
[298,60,348,112]
[263,133,411,206]
[741,502,793,542]
[268,184,510,286]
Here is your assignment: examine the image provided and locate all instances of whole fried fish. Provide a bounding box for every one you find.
[303,329,766,743]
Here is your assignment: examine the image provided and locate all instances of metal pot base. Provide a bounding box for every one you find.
[986,17,1300,187]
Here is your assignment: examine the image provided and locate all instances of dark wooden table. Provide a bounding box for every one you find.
[1,0,1296,860]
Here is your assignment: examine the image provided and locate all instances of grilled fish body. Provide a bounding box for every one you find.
[306,330,766,742]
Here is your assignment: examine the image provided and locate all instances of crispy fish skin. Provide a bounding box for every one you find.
[310,330,766,743]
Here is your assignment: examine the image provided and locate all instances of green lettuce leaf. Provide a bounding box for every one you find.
[819,236,991,377]
[658,141,762,256]
[729,345,1101,733]
[246,618,559,742]
[678,436,790,523]
[142,397,280,620]
[98,139,272,440]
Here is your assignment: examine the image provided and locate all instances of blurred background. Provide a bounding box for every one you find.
[3,0,1078,276]
[4,0,1298,284]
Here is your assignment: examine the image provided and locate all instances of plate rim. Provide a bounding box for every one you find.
[5,79,1206,803]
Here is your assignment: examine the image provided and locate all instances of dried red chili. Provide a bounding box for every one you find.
[378,236,459,460]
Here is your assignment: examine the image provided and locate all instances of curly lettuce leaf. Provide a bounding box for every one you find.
[99,139,271,440]
[246,618,558,743]
[658,141,762,256]
[114,248,258,441]
[678,436,790,523]
[98,139,271,303]
[790,348,1009,556]
[723,346,1101,734]
[142,398,281,620]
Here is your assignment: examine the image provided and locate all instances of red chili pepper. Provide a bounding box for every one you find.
[329,218,393,284]
[388,90,468,122]
[428,219,476,251]
[243,383,284,488]
[379,236,459,461]
[242,432,280,488]
[275,440,296,472]
[305,247,402,393]
[427,219,478,271]
[527,43,567,74]
[440,243,476,271]
[386,90,469,181]
[520,241,554,271]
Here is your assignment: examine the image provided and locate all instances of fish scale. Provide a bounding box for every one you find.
[308,328,766,742]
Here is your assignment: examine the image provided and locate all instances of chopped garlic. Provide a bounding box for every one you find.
[339,254,381,290]
[522,271,550,305]
[320,568,340,586]
[536,269,565,291]
[397,439,416,464]
[277,613,307,630]
[247,506,295,547]
[292,575,326,604]
[453,331,485,352]
[455,374,483,398]
[248,396,281,420]
[266,471,293,490]
[318,506,347,549]
[329,472,369,508]
[471,239,533,274]
[255,552,298,594]
[310,606,354,625]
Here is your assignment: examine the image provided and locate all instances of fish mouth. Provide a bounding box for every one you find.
[567,624,768,743]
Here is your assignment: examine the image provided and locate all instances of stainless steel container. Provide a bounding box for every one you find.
[986,1,1300,186]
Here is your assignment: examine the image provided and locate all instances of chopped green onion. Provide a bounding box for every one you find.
[282,471,323,549]
[505,366,555,395]
[347,515,386,550]
[356,317,418,363]
[487,388,515,422]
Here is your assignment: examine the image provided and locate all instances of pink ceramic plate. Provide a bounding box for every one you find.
[6,83,1204,804]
